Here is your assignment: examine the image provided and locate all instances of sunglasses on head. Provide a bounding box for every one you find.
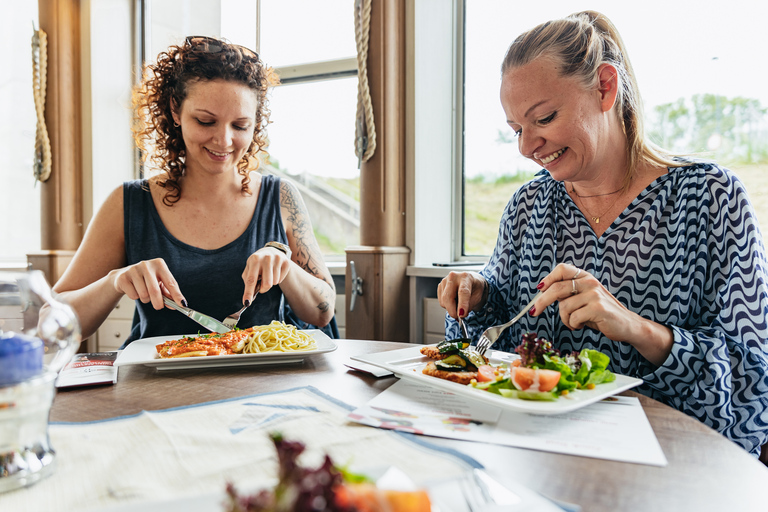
[185,36,259,59]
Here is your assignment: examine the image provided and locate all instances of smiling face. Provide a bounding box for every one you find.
[500,57,622,184]
[172,79,259,178]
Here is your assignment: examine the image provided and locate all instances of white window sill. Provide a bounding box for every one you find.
[326,261,347,276]
[406,263,485,278]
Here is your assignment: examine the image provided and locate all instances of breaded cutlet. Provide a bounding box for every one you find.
[422,361,477,385]
[420,345,448,360]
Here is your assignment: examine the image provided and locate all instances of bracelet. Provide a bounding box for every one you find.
[264,241,292,260]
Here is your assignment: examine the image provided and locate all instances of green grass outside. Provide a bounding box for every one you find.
[463,172,535,255]
[732,164,768,231]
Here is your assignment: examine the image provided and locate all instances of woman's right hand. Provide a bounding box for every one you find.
[111,258,184,311]
[437,271,487,319]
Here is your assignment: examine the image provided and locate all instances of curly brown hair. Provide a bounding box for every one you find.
[131,37,278,206]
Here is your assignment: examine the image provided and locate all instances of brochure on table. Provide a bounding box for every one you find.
[348,379,667,467]
[55,352,119,388]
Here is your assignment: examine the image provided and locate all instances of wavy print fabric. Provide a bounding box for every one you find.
[447,163,768,455]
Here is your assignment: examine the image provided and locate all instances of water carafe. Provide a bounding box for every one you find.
[0,270,80,493]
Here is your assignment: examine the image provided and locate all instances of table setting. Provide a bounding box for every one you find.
[1,270,766,512]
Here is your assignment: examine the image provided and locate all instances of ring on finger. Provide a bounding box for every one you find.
[571,279,578,295]
[573,268,582,279]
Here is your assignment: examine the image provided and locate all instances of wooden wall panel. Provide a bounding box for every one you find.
[38,0,84,252]
[359,0,406,246]
[345,1,411,342]
[345,246,410,342]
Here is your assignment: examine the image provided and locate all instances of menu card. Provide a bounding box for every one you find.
[55,352,119,388]
[348,379,667,466]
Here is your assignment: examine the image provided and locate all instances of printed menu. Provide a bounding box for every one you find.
[349,379,667,466]
[55,352,119,388]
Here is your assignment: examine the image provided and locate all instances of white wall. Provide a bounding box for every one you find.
[0,2,41,266]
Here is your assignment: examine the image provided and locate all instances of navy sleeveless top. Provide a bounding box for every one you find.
[122,175,286,346]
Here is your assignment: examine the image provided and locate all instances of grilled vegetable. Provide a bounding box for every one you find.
[434,359,467,372]
[459,348,488,369]
[437,338,471,353]
[433,349,487,372]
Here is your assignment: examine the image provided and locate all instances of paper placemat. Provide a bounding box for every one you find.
[349,379,668,466]
[0,386,479,512]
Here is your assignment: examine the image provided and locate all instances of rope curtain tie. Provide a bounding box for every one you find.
[32,24,52,183]
[354,0,376,169]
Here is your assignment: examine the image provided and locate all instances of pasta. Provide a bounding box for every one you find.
[241,321,318,354]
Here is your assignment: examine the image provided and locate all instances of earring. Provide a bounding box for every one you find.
[173,121,180,127]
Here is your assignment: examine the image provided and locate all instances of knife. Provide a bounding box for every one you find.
[163,297,231,333]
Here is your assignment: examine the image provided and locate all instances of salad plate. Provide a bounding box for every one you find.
[114,330,336,370]
[352,345,642,415]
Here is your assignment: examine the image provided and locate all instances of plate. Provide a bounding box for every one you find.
[351,345,642,415]
[114,330,336,370]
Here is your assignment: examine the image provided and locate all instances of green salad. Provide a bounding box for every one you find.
[471,332,616,401]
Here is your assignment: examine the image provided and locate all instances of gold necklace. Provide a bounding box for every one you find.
[570,184,624,225]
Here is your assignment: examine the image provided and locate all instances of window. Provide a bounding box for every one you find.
[462,0,768,256]
[1,4,40,267]
[145,0,360,258]
[260,0,359,259]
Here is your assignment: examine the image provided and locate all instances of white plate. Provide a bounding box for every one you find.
[351,345,642,415]
[114,330,336,370]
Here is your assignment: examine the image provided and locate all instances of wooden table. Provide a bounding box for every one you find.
[51,339,768,511]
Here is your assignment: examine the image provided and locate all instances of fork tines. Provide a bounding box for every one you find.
[475,335,491,356]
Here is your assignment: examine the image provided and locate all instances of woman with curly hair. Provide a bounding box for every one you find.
[54,36,335,344]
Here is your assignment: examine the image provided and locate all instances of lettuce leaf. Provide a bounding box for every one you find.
[585,369,616,387]
[540,354,577,393]
[498,388,558,401]
[472,377,513,395]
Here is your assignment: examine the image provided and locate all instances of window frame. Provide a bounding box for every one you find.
[274,58,357,85]
[452,0,472,262]
[262,6,358,262]
[408,0,485,266]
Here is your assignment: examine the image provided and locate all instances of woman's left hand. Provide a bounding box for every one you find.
[240,247,292,305]
[531,263,673,365]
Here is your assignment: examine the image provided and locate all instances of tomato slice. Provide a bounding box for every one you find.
[510,366,561,392]
[476,365,496,383]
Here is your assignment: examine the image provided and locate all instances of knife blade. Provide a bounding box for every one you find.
[163,297,230,333]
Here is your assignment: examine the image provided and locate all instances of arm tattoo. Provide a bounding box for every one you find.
[314,281,332,313]
[280,180,336,292]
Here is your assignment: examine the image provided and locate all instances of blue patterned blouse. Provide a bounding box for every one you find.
[446,162,768,456]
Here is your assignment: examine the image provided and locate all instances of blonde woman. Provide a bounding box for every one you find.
[438,11,768,459]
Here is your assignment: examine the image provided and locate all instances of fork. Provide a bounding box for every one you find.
[457,314,470,339]
[222,292,258,329]
[474,291,541,356]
